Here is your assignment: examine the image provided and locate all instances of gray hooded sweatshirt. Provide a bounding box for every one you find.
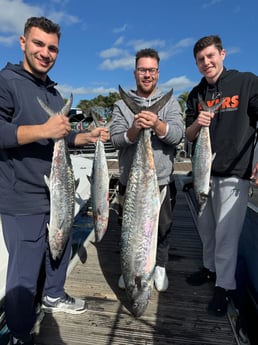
[110,88,184,186]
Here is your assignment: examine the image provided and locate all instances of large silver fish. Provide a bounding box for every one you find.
[38,95,76,260]
[192,94,225,208]
[89,110,110,242]
[119,86,172,317]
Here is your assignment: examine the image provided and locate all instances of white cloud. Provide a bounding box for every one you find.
[202,0,223,9]
[161,38,194,59]
[98,37,194,72]
[0,34,17,46]
[99,56,134,71]
[0,0,43,36]
[160,76,196,93]
[114,36,124,46]
[47,11,80,26]
[128,39,166,51]
[0,0,80,46]
[113,24,127,34]
[99,48,125,59]
[225,46,240,55]
[57,83,117,99]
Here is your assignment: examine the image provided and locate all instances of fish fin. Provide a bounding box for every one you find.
[61,94,73,116]
[209,98,225,113]
[90,109,102,127]
[90,108,114,129]
[37,94,73,117]
[149,89,173,114]
[118,85,141,114]
[87,175,92,184]
[105,117,114,129]
[75,178,80,191]
[119,85,173,114]
[212,152,216,161]
[198,93,225,113]
[109,203,120,215]
[160,185,167,205]
[90,240,98,247]
[37,98,56,117]
[44,175,50,187]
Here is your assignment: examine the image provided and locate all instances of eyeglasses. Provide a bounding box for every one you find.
[136,67,159,75]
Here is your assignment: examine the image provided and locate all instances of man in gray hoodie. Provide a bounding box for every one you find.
[110,48,184,291]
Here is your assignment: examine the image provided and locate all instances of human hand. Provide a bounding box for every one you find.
[42,114,71,139]
[250,162,258,186]
[196,110,214,127]
[89,127,110,143]
[133,110,158,129]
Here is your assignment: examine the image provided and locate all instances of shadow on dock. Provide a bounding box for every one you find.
[35,173,237,345]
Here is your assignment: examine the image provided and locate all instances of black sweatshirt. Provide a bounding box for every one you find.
[186,67,258,179]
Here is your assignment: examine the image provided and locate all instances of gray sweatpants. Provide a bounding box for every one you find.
[197,176,250,290]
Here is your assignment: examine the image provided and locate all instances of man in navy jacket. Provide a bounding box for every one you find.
[0,17,109,345]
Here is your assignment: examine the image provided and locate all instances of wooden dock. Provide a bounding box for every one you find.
[35,161,238,345]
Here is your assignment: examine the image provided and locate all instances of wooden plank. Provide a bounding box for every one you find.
[35,172,237,345]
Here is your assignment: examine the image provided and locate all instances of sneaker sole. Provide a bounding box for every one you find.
[41,306,88,315]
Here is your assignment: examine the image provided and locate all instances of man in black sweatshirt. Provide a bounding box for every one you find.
[185,35,258,317]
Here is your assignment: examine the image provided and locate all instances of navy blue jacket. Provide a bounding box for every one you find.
[0,62,76,215]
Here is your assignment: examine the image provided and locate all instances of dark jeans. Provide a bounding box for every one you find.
[2,214,72,339]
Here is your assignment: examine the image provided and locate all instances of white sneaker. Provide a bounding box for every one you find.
[42,293,87,314]
[154,266,169,292]
[118,275,125,289]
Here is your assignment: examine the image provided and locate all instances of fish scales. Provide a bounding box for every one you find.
[89,110,110,242]
[121,129,161,317]
[192,94,225,208]
[118,86,172,317]
[38,96,75,260]
[46,136,75,260]
[90,136,109,242]
[192,125,212,207]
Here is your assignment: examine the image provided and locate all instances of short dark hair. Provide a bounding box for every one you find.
[193,35,223,58]
[135,48,160,67]
[24,17,61,41]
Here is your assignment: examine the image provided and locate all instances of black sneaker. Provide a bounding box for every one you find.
[207,286,230,317]
[8,334,35,345]
[186,267,216,286]
[42,293,87,314]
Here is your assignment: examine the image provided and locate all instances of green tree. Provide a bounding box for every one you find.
[77,92,120,115]
[177,91,189,118]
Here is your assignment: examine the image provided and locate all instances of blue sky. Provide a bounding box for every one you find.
[0,0,257,107]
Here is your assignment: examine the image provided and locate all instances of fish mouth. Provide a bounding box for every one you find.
[128,280,152,317]
[131,301,149,318]
[198,192,209,205]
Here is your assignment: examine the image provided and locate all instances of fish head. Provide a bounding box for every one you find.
[126,276,153,318]
[94,222,108,242]
[197,192,208,208]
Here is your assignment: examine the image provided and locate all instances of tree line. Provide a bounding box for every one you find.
[66,91,190,121]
